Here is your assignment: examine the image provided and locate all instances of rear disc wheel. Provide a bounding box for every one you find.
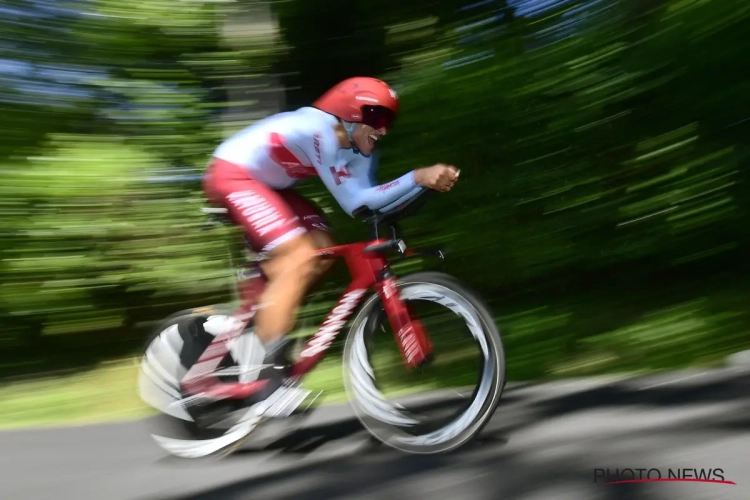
[137,311,263,459]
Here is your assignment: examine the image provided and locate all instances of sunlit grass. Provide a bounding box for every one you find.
[0,359,149,430]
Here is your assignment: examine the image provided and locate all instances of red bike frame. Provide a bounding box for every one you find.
[181,237,434,401]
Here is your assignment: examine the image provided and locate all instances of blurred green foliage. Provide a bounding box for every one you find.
[1,0,749,383]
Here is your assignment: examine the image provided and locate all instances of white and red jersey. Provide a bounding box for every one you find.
[212,106,423,216]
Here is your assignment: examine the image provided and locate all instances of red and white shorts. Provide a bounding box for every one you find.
[203,158,331,254]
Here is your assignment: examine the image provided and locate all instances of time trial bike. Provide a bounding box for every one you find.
[138,189,506,458]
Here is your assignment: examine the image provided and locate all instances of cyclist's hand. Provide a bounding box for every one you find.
[414,164,460,192]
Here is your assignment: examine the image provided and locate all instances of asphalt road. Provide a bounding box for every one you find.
[2,367,749,500]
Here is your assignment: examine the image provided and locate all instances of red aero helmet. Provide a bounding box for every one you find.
[312,77,399,130]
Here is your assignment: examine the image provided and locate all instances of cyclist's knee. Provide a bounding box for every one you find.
[269,232,318,281]
[308,229,336,274]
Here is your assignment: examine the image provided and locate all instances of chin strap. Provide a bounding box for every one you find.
[341,120,361,155]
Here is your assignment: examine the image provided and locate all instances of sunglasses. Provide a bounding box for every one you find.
[361,105,396,130]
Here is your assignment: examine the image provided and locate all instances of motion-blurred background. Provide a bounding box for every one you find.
[1,0,749,428]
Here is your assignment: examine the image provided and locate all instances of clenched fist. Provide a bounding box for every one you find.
[414,164,460,192]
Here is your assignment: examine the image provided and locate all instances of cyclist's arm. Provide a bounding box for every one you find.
[321,167,421,216]
[377,186,426,213]
[360,150,425,212]
[311,140,424,217]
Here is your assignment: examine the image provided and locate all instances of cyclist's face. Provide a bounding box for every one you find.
[353,123,386,155]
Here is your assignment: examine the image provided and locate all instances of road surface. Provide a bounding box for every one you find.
[2,367,749,500]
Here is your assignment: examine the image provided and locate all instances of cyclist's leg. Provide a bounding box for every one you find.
[253,235,319,344]
[203,159,320,363]
[261,189,337,283]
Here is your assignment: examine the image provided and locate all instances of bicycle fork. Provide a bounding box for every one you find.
[376,276,434,370]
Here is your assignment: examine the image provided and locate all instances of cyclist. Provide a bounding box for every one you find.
[201,76,460,410]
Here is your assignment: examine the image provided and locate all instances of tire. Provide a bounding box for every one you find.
[137,309,257,459]
[342,271,506,454]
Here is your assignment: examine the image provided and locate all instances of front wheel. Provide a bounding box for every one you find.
[342,272,506,454]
